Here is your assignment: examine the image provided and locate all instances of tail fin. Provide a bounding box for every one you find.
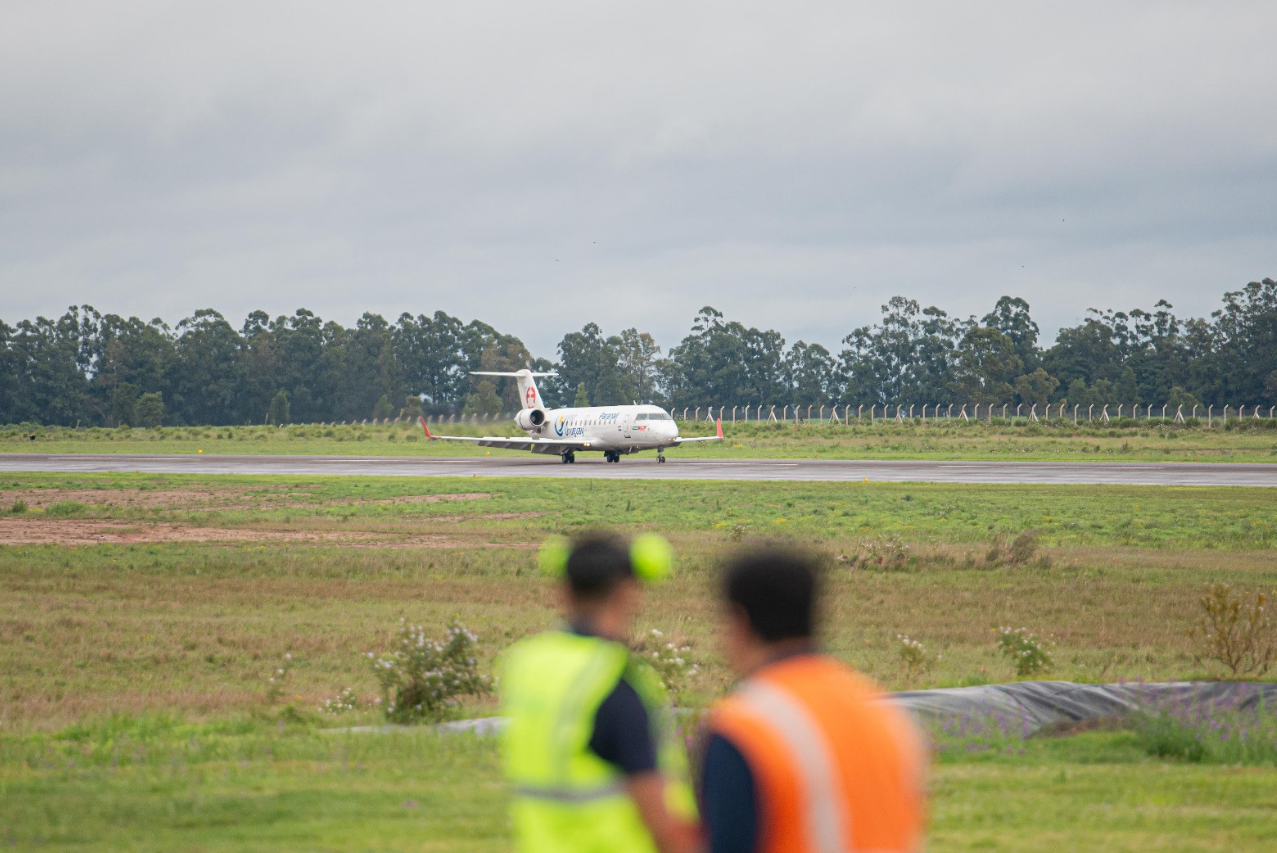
[470,369,556,411]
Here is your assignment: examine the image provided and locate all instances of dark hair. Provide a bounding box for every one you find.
[565,535,635,601]
[723,550,817,642]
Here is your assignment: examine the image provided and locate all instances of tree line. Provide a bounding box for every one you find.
[1,278,1273,427]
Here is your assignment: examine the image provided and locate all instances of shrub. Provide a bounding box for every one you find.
[319,687,361,715]
[1189,583,1276,676]
[635,628,700,702]
[8,499,26,515]
[369,619,492,723]
[1008,530,1039,565]
[985,530,1042,567]
[995,626,1052,677]
[897,634,938,680]
[265,652,294,704]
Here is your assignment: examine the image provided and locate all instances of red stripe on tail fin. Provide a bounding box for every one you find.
[716,418,723,438]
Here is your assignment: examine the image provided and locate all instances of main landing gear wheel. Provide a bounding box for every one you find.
[561,451,576,464]
[604,451,621,463]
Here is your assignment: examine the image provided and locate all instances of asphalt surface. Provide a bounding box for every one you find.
[1,453,1274,486]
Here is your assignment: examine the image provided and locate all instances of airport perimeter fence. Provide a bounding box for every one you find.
[298,402,1277,430]
[667,402,1277,428]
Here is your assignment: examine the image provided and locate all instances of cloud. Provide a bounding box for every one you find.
[2,1,1275,355]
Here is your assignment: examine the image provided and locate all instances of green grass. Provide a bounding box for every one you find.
[2,473,1274,549]
[2,717,1275,852]
[2,475,1275,729]
[4,473,1277,849]
[4,417,1277,462]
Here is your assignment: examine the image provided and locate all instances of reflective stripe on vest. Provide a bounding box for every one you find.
[736,679,853,853]
[710,656,924,853]
[512,781,627,803]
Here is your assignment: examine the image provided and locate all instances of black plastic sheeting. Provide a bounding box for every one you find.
[891,680,1277,735]
[407,681,1277,739]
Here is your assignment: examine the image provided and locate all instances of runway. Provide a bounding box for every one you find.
[1,453,1274,486]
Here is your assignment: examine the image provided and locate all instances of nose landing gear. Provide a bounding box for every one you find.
[657,449,666,464]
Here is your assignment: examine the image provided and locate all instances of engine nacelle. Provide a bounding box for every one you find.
[515,408,547,430]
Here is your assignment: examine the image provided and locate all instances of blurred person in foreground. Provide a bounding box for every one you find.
[701,550,927,853]
[500,533,701,853]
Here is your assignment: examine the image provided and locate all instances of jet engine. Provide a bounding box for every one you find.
[515,408,547,430]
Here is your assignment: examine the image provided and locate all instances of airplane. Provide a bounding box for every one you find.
[418,369,722,464]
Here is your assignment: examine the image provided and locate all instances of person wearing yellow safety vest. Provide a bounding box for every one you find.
[500,533,702,853]
[701,549,927,853]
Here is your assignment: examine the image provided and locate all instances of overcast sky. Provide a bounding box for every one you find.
[2,2,1274,357]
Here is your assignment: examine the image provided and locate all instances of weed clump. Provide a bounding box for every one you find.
[369,619,492,723]
[265,652,294,704]
[45,500,89,517]
[848,534,911,570]
[635,628,701,702]
[1188,583,1276,676]
[1133,696,1277,766]
[319,687,362,715]
[985,530,1047,568]
[8,499,26,514]
[897,634,939,680]
[995,627,1052,677]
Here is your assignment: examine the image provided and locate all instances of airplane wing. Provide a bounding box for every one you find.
[420,418,592,454]
[671,418,724,444]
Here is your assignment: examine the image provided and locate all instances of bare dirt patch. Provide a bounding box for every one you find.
[365,492,491,505]
[0,518,498,548]
[0,488,243,510]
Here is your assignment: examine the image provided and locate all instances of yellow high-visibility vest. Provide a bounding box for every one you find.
[500,630,697,853]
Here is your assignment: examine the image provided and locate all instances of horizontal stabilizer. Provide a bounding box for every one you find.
[469,371,558,377]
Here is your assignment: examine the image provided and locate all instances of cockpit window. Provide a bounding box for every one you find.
[635,413,648,421]
[647,412,672,421]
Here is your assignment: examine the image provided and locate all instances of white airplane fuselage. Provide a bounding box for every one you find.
[524,404,680,452]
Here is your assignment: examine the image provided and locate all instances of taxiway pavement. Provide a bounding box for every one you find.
[1,453,1274,486]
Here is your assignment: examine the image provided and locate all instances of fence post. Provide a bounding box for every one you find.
[1002,404,1008,420]
[1086,404,1093,422]
[1073,403,1079,424]
[960,404,968,420]
[946,403,953,418]
[1030,403,1038,421]
[768,405,777,422]
[1161,404,1167,421]
[1192,405,1199,421]
[1175,405,1184,423]
[732,406,737,425]
[819,405,825,422]
[1116,404,1123,419]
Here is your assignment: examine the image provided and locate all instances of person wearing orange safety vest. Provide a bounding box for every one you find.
[702,550,927,853]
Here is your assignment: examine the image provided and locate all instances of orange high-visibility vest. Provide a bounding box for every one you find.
[709,655,926,853]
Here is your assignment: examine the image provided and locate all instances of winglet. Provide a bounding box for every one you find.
[716,417,723,439]
[419,416,435,439]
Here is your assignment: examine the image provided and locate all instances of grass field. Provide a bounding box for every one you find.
[5,417,1277,462]
[2,472,1275,849]
[3,718,1275,852]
